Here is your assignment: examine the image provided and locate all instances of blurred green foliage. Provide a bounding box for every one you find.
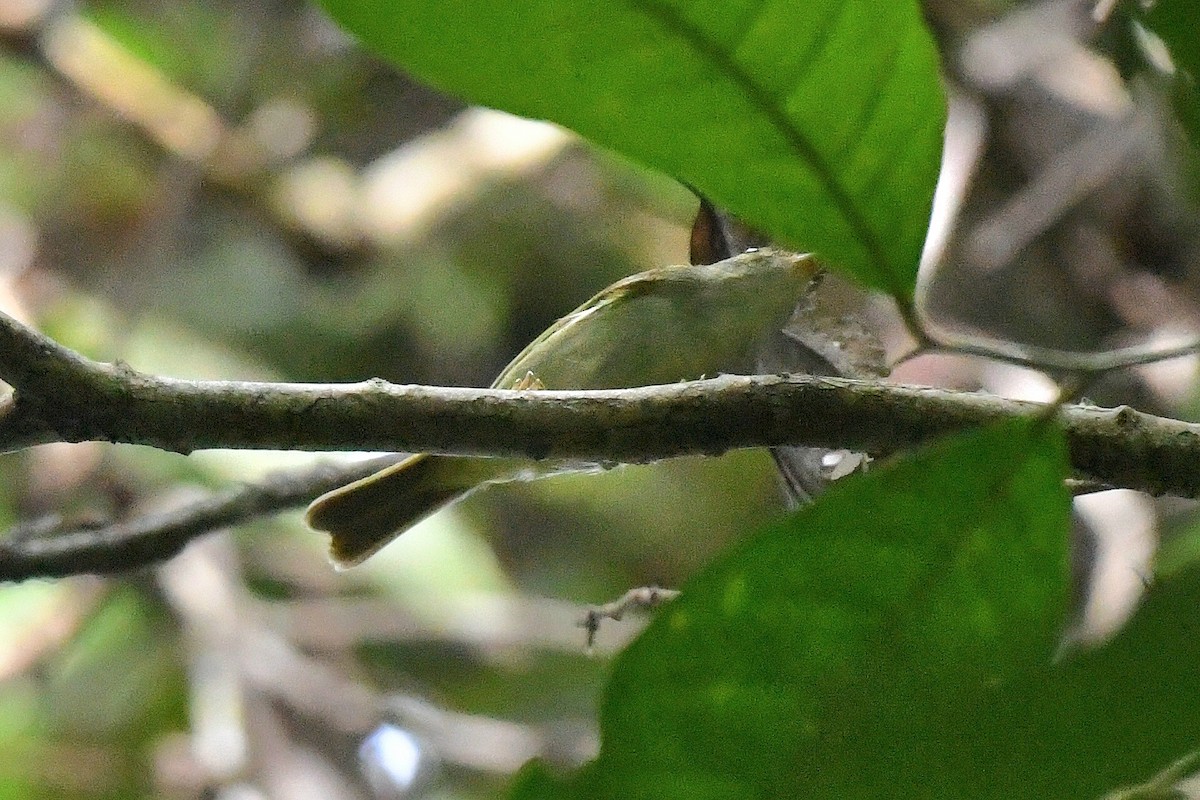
[1,0,1199,799]
[1104,0,1200,196]
[0,583,185,799]
[0,1,793,797]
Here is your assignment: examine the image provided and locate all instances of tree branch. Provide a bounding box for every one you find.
[2,307,1200,581]
[0,309,1199,498]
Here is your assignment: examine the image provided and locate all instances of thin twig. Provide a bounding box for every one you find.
[0,308,1199,491]
[581,586,681,649]
[910,325,1200,377]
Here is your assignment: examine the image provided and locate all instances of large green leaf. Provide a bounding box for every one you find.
[512,419,1071,799]
[928,560,1200,800]
[317,0,946,302]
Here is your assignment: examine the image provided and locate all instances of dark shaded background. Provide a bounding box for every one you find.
[0,0,1197,797]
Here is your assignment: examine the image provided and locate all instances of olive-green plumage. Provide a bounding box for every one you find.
[306,249,820,568]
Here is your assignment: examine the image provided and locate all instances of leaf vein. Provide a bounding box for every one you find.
[626,0,901,295]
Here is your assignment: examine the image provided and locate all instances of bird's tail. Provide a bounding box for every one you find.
[306,454,490,568]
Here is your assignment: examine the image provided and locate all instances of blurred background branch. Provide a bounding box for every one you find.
[0,455,396,579]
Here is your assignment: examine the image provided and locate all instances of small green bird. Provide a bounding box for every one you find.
[306,249,821,568]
